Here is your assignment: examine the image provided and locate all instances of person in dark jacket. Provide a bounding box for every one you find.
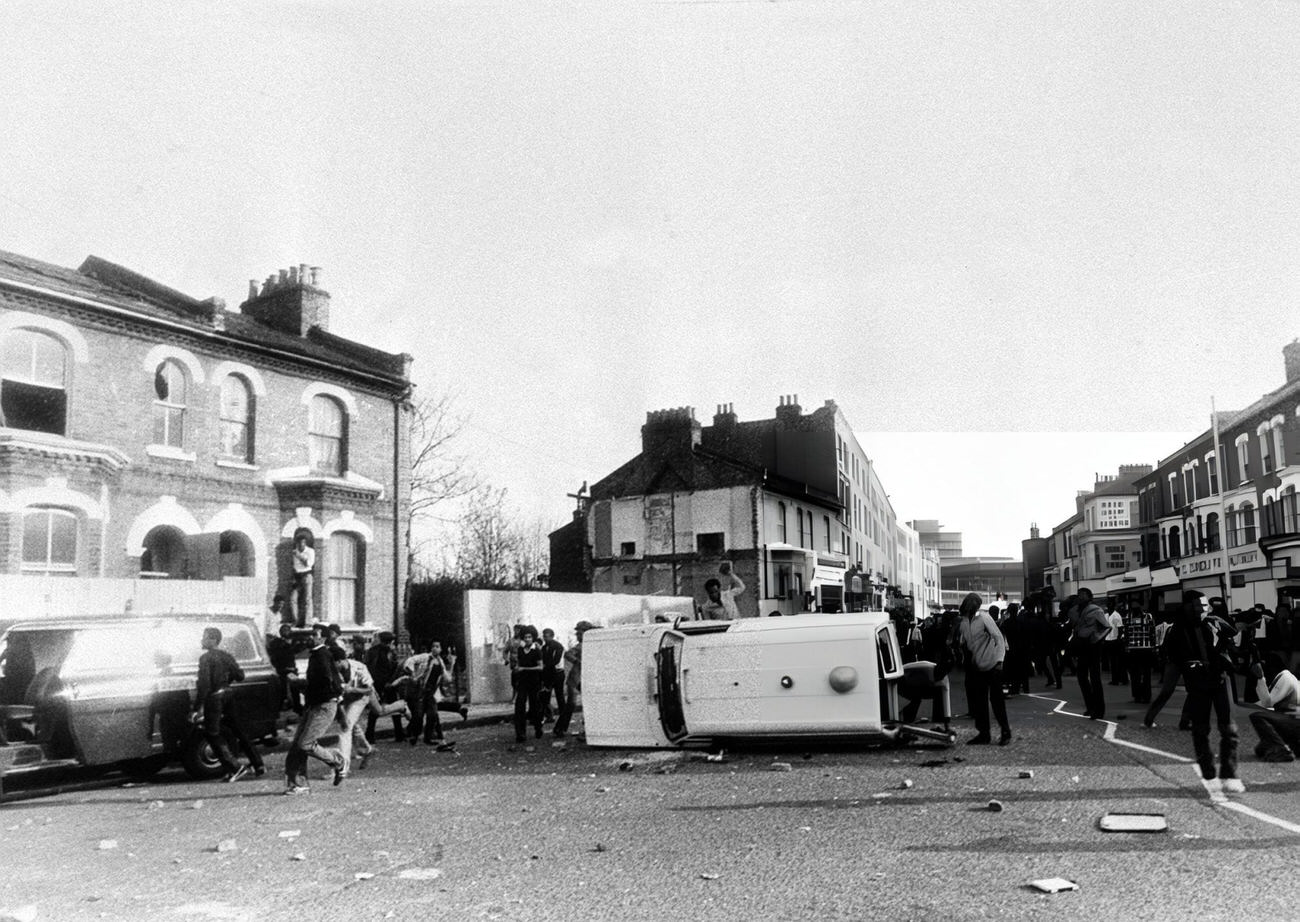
[512,627,545,743]
[539,628,566,723]
[1166,589,1243,791]
[364,631,405,743]
[266,623,300,713]
[193,627,262,782]
[284,623,346,794]
[1072,588,1110,720]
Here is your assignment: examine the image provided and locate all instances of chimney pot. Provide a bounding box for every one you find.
[289,265,299,284]
[248,280,259,300]
[310,266,321,286]
[298,263,308,284]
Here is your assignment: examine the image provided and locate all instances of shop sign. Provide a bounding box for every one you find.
[1177,553,1222,578]
[1228,546,1260,571]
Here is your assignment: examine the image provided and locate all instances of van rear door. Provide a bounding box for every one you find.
[656,630,687,742]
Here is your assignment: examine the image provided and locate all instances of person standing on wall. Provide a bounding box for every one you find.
[290,534,316,628]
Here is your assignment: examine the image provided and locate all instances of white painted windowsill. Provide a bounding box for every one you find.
[145,444,197,463]
[215,458,259,471]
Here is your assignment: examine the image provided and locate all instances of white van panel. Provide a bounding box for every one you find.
[582,624,672,748]
[679,626,879,737]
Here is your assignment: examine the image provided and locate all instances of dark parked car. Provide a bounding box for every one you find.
[0,613,281,795]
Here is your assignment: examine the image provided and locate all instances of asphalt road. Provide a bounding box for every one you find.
[2,677,1298,922]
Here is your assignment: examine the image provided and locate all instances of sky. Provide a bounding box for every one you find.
[2,2,1297,560]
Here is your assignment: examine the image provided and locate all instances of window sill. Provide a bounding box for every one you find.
[215,458,259,471]
[146,444,197,463]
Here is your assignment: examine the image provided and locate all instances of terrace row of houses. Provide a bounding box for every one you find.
[0,249,412,630]
[548,397,943,618]
[1025,340,1300,615]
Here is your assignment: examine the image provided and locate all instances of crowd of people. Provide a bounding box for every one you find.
[897,588,1300,788]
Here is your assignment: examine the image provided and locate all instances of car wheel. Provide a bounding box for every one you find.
[180,729,229,780]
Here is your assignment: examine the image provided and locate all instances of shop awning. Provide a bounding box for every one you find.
[1151,567,1180,588]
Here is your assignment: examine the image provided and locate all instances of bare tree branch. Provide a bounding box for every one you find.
[409,392,478,519]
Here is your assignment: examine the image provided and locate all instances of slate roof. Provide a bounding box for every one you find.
[0,249,410,388]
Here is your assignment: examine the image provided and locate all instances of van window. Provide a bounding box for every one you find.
[153,621,258,667]
[876,625,898,676]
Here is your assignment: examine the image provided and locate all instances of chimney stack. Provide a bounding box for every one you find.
[1285,340,1300,384]
[775,393,802,424]
[240,263,330,337]
[641,406,702,456]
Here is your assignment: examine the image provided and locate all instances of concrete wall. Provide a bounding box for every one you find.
[464,589,695,704]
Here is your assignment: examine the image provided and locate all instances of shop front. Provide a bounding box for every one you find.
[1226,545,1275,612]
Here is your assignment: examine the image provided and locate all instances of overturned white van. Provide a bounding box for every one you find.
[582,611,954,748]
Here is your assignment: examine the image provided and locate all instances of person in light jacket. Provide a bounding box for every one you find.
[957,591,1011,746]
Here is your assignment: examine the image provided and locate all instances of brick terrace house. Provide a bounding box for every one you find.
[0,250,412,632]
[552,397,911,617]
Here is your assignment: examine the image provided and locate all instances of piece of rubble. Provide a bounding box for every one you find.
[618,761,633,772]
[97,840,118,851]
[354,872,375,881]
[1018,770,1034,779]
[190,800,204,810]
[278,830,301,839]
[397,868,442,880]
[291,854,307,862]
[146,801,165,810]
[770,762,793,772]
[595,786,609,794]
[214,840,238,853]
[899,779,914,789]
[699,873,720,881]
[986,800,1004,812]
[1029,878,1078,893]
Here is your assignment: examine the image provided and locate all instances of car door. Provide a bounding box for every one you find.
[62,626,157,764]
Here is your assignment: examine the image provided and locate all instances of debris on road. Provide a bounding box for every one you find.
[354,872,375,881]
[96,840,117,851]
[899,779,914,789]
[618,761,633,772]
[700,873,720,881]
[213,840,238,853]
[146,800,165,810]
[398,868,443,880]
[190,800,204,810]
[595,786,609,794]
[1029,878,1078,894]
[1099,813,1167,833]
[1018,771,1034,779]
[770,762,793,772]
[278,830,301,839]
[987,800,1004,813]
[1070,776,1080,784]
[291,854,307,862]
[592,843,607,853]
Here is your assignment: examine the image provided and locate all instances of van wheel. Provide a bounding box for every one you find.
[181,729,229,780]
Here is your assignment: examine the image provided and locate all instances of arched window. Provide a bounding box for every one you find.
[21,507,77,575]
[327,532,362,623]
[1168,525,1181,559]
[309,395,345,475]
[777,502,787,542]
[219,375,254,462]
[152,360,187,448]
[2,329,68,435]
[1205,512,1221,551]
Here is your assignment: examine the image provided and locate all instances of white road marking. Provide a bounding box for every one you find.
[1031,692,1300,834]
